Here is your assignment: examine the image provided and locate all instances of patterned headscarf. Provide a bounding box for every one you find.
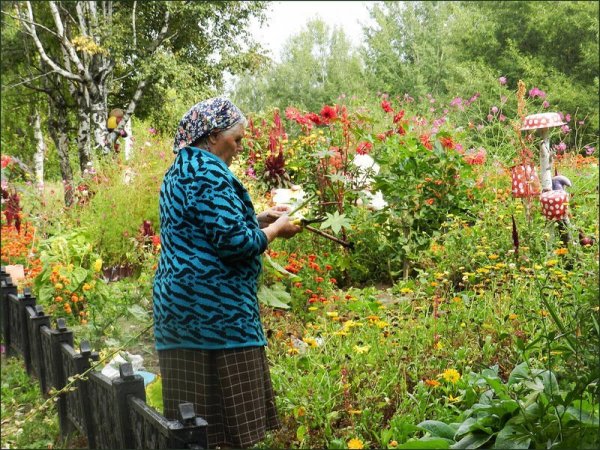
[173,97,246,153]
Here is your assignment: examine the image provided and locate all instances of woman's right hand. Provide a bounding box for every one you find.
[262,215,302,242]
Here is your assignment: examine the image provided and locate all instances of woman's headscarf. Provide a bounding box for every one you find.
[173,97,246,153]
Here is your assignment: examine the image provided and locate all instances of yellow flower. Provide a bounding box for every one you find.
[435,341,443,350]
[93,258,103,273]
[334,330,348,337]
[447,394,462,403]
[399,287,413,294]
[375,320,388,329]
[308,306,318,311]
[488,254,499,260]
[326,311,339,318]
[353,344,371,354]
[545,259,558,267]
[347,409,362,415]
[554,248,568,256]
[509,313,518,320]
[302,337,318,348]
[54,283,64,290]
[441,368,461,384]
[83,283,92,291]
[347,438,364,449]
[389,440,398,448]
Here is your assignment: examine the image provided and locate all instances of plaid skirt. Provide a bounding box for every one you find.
[158,346,280,449]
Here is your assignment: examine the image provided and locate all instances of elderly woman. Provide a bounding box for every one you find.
[153,97,301,448]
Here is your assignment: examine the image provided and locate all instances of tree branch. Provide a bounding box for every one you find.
[19,2,82,82]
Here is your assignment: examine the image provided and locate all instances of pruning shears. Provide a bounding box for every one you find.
[268,213,353,249]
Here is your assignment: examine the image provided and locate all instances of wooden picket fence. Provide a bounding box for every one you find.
[0,266,208,449]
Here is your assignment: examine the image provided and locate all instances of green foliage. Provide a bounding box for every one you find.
[233,18,366,113]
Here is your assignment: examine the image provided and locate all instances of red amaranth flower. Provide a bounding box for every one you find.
[381,100,393,113]
[393,110,405,123]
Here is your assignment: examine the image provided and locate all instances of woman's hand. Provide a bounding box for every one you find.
[257,205,292,228]
[262,213,302,243]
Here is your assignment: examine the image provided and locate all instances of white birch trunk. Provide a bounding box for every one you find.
[33,111,45,192]
[123,119,133,161]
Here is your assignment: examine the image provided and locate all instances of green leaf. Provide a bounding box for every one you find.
[493,422,531,449]
[145,376,163,413]
[37,284,55,304]
[450,432,493,449]
[70,267,89,290]
[320,211,352,234]
[398,438,451,449]
[564,405,600,426]
[263,253,301,281]
[257,284,291,309]
[507,362,530,387]
[417,420,458,440]
[296,425,307,442]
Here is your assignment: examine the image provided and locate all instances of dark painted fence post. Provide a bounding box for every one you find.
[114,363,147,449]
[19,289,38,375]
[1,273,17,355]
[26,304,51,395]
[47,318,75,440]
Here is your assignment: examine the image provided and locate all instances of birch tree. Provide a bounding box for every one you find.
[6,1,267,165]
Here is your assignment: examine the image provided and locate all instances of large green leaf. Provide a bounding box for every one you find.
[450,432,494,449]
[508,362,530,387]
[320,211,352,234]
[417,420,458,440]
[398,438,451,449]
[493,422,531,449]
[257,284,291,309]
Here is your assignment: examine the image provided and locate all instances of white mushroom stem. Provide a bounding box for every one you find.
[539,128,553,192]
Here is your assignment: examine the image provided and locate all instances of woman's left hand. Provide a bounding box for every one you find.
[257,205,291,228]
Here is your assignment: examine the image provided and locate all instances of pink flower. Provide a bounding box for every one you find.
[554,142,567,153]
[455,143,464,153]
[464,147,487,165]
[528,87,547,99]
[450,97,463,107]
[487,114,494,121]
[467,93,480,104]
[584,145,595,155]
[565,114,571,122]
[499,114,506,122]
[498,76,507,85]
[561,125,570,134]
[542,100,550,108]
[491,106,499,114]
[148,128,157,135]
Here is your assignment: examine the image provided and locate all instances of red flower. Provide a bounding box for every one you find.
[376,133,387,141]
[356,141,373,155]
[1,155,11,169]
[306,112,323,126]
[439,136,455,149]
[151,235,161,247]
[320,105,338,122]
[420,134,433,150]
[396,125,406,136]
[381,100,393,113]
[393,110,405,123]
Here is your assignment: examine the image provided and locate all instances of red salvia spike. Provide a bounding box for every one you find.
[512,214,519,257]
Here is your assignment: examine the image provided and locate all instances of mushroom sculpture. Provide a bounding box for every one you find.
[521,112,573,244]
[520,112,565,192]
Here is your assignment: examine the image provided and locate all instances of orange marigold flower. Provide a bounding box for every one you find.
[425,379,441,388]
[439,136,455,149]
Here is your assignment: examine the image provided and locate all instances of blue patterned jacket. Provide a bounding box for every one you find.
[153,146,268,350]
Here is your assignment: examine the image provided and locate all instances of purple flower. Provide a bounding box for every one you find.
[467,93,480,104]
[246,167,257,179]
[477,124,484,131]
[561,125,570,134]
[542,100,550,108]
[584,145,595,155]
[565,114,571,122]
[500,95,507,104]
[455,143,463,152]
[149,128,157,135]
[499,76,507,85]
[491,106,499,114]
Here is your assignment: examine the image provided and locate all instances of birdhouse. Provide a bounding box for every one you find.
[540,190,569,221]
[511,164,540,198]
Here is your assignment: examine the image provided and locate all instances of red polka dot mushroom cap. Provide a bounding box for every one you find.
[521,112,565,131]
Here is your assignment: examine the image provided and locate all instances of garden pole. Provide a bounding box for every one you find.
[539,128,553,192]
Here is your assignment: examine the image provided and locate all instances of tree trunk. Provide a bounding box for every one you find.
[76,87,92,172]
[32,110,45,192]
[47,103,74,207]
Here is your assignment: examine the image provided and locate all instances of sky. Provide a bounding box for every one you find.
[248,1,374,62]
